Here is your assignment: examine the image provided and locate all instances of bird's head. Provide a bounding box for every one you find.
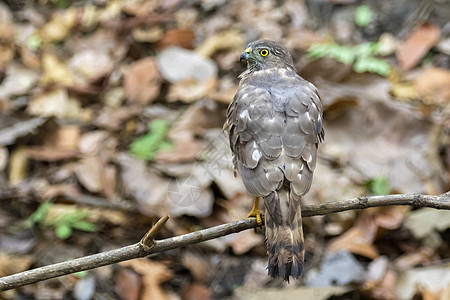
[240,40,295,72]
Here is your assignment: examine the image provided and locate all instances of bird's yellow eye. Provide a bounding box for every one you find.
[260,49,269,56]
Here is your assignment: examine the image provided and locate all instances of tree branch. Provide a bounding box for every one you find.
[1,192,449,291]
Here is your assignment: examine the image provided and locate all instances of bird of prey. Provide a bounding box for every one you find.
[225,40,324,281]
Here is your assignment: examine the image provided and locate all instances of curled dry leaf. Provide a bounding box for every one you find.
[328,212,379,259]
[124,57,161,104]
[396,22,440,71]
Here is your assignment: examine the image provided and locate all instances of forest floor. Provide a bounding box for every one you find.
[0,0,449,299]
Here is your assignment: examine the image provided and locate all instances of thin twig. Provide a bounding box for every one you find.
[1,192,449,291]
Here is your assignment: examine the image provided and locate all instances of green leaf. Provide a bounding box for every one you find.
[355,5,373,27]
[129,119,172,160]
[354,57,390,76]
[27,35,41,51]
[71,221,97,232]
[354,42,380,57]
[55,224,73,239]
[329,45,355,65]
[26,200,52,225]
[306,44,333,59]
[46,210,89,227]
[366,176,390,195]
[74,270,89,278]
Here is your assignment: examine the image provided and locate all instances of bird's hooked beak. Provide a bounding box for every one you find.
[240,47,251,62]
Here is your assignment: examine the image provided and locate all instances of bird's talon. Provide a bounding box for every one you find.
[248,197,263,226]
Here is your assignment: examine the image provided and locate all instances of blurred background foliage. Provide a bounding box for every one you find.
[0,0,449,299]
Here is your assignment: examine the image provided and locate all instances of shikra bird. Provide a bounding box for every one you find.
[224,40,324,281]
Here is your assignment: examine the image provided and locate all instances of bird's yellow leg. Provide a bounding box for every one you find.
[247,197,262,225]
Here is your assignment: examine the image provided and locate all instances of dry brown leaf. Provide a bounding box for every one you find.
[0,147,7,171]
[28,89,91,121]
[389,82,419,100]
[367,269,397,300]
[195,30,243,57]
[181,252,210,282]
[120,259,172,300]
[39,9,77,43]
[227,230,264,255]
[8,146,28,185]
[78,131,117,156]
[114,267,141,300]
[41,184,79,199]
[117,153,169,217]
[374,206,410,230]
[0,253,33,277]
[397,22,440,71]
[94,106,141,131]
[19,47,41,70]
[26,147,78,161]
[183,284,212,300]
[124,57,161,104]
[0,63,39,100]
[75,156,116,197]
[0,117,47,146]
[414,68,450,105]
[68,49,114,81]
[157,47,218,102]
[156,139,205,163]
[394,248,435,272]
[40,53,76,86]
[328,212,379,259]
[27,125,81,161]
[0,23,14,69]
[157,29,195,49]
[132,26,163,43]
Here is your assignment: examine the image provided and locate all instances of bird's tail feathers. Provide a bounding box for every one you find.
[263,185,304,282]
